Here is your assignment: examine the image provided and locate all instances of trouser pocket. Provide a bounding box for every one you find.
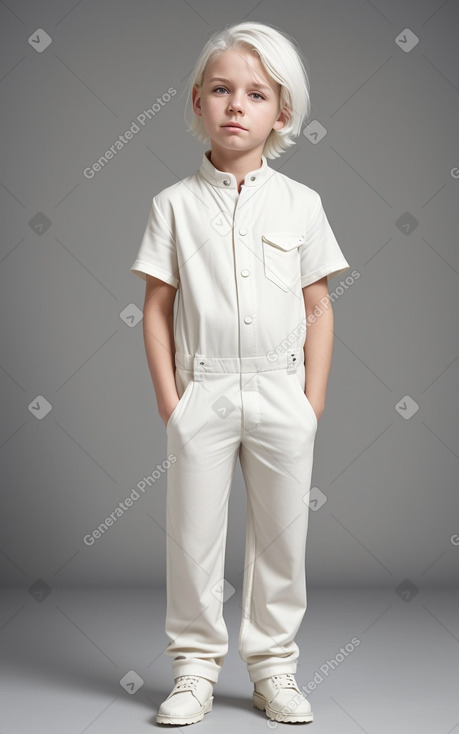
[288,373,318,431]
[166,371,195,431]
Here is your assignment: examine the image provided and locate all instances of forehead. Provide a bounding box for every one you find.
[204,47,278,90]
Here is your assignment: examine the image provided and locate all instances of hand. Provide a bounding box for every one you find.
[307,397,324,424]
[160,398,180,428]
[312,405,323,423]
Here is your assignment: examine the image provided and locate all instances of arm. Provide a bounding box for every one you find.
[142,274,180,427]
[302,276,334,423]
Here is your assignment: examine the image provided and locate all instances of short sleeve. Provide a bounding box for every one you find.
[130,196,179,288]
[300,192,350,288]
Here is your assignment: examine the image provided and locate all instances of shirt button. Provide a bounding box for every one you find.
[223,179,230,186]
[241,269,250,277]
[244,316,253,324]
[250,176,256,181]
[239,227,248,236]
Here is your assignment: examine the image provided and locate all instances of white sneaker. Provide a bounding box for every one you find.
[253,673,314,723]
[156,674,214,725]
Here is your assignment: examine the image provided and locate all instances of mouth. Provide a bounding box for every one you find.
[222,123,247,131]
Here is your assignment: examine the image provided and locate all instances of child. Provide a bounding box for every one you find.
[130,21,350,726]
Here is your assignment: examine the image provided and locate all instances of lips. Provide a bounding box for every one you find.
[222,123,247,130]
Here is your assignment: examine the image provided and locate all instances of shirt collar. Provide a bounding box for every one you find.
[198,149,274,189]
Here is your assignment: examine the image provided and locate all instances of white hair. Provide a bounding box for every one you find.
[184,21,311,160]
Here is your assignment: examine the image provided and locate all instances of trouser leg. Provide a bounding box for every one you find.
[164,371,241,684]
[238,368,317,683]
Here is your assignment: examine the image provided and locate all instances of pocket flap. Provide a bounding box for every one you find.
[262,232,305,251]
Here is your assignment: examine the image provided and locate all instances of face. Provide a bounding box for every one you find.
[192,46,288,156]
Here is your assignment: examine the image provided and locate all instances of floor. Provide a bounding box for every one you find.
[0,586,457,733]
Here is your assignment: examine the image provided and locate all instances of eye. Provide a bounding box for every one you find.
[212,86,265,100]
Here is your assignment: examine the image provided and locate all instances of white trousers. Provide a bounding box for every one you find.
[164,349,318,684]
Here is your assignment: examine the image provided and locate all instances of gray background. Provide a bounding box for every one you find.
[2,0,458,587]
[0,0,459,588]
[2,0,458,589]
[1,1,459,731]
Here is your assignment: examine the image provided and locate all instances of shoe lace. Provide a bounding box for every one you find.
[272,673,298,690]
[174,674,201,691]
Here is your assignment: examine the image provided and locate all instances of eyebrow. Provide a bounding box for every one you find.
[207,76,272,92]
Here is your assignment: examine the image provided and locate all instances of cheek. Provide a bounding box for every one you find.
[204,98,222,117]
[254,110,274,129]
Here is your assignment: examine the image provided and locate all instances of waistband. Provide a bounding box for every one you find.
[175,350,303,379]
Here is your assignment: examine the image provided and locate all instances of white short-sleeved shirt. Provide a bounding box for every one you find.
[130,149,350,360]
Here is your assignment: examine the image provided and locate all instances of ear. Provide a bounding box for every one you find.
[192,84,202,116]
[273,103,291,132]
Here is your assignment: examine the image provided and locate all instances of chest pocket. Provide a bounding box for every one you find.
[261,232,305,292]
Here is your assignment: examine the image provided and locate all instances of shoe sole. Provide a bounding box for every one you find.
[253,691,314,723]
[156,696,213,726]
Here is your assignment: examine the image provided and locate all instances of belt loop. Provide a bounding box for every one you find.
[287,349,300,374]
[193,353,206,381]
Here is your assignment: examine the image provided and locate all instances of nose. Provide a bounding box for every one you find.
[227,92,244,114]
